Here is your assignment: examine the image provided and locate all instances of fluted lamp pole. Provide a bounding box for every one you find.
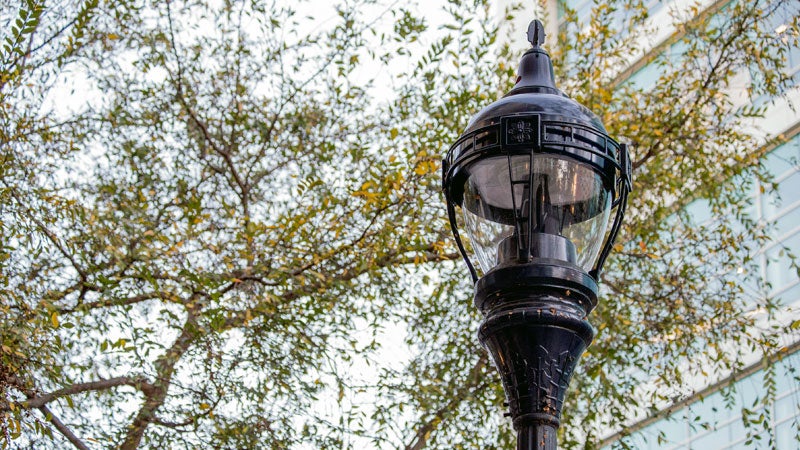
[441,19,632,450]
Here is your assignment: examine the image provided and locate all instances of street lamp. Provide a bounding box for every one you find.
[441,20,631,449]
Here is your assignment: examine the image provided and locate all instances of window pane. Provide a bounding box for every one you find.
[764,171,800,220]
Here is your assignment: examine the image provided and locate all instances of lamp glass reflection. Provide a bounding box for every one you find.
[461,155,611,273]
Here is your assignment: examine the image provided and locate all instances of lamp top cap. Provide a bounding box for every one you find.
[526,19,546,48]
[461,16,605,133]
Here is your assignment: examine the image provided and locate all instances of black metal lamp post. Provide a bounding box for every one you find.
[441,20,631,450]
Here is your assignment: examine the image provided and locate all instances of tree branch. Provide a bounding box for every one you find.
[404,355,488,450]
[120,303,201,450]
[632,2,760,171]
[37,405,90,450]
[58,291,182,314]
[2,185,88,281]
[164,0,250,218]
[3,374,151,450]
[10,377,154,411]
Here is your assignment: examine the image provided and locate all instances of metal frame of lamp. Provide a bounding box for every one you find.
[441,20,631,450]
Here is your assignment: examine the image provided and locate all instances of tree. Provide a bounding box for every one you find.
[1,0,798,449]
[1,0,499,447]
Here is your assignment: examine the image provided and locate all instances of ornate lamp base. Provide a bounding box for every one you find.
[475,264,597,450]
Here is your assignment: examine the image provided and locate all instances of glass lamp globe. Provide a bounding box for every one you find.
[461,154,612,274]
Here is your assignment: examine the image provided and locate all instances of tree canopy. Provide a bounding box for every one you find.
[1,0,798,449]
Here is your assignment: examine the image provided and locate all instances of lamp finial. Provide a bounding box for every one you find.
[527,19,546,48]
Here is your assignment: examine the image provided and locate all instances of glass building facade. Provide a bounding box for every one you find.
[618,350,800,449]
[763,136,800,309]
[609,128,800,450]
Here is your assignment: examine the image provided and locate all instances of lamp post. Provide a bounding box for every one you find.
[441,19,631,450]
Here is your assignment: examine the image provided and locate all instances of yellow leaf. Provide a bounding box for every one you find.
[199,402,210,410]
[51,312,59,328]
[389,128,398,140]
